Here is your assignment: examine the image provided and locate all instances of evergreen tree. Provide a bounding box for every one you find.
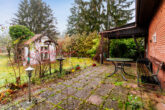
[103,0,134,30]
[13,0,29,27]
[67,5,79,36]
[67,0,89,36]
[13,0,57,40]
[67,0,134,35]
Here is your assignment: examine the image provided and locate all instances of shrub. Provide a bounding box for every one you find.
[9,25,34,43]
[110,39,144,60]
[61,31,100,58]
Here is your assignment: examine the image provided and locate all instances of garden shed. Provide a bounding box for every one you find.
[21,34,57,66]
[100,0,165,88]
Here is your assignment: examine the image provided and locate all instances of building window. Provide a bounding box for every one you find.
[152,32,157,43]
[41,46,49,61]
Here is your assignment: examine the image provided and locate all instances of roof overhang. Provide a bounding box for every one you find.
[136,0,161,28]
[100,0,161,39]
[100,22,148,39]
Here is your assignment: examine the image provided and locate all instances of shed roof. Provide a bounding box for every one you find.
[24,34,42,45]
[24,34,57,45]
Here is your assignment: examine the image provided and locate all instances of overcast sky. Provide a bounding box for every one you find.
[0,0,135,36]
[0,0,75,35]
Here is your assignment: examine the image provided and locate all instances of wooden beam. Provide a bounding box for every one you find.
[103,26,147,39]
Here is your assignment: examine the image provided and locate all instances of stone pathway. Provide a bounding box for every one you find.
[1,65,164,110]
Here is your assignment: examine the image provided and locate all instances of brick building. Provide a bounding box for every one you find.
[148,0,165,88]
[100,0,165,88]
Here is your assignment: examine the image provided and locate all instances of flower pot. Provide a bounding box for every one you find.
[71,69,75,73]
[76,66,80,70]
[92,63,96,67]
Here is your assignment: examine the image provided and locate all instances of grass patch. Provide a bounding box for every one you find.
[0,54,97,91]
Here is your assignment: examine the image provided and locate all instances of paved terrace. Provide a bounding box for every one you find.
[1,65,165,110]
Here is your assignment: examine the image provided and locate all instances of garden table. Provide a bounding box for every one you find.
[106,58,133,81]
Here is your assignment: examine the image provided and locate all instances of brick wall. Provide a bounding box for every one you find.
[148,0,165,88]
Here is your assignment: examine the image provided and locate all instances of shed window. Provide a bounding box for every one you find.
[152,32,157,43]
[41,46,49,61]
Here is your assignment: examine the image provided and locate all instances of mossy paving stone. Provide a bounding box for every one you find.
[3,105,20,110]
[38,90,56,99]
[58,96,82,110]
[87,95,103,106]
[75,71,93,80]
[103,97,120,110]
[103,77,118,84]
[46,92,68,105]
[85,75,99,82]
[87,79,101,90]
[33,87,48,95]
[70,77,80,83]
[72,82,85,89]
[62,80,74,86]
[73,84,94,100]
[61,86,77,95]
[92,77,103,83]
[38,84,66,99]
[110,86,128,100]
[77,102,100,110]
[97,73,108,79]
[94,84,115,96]
[82,67,99,75]
[80,67,102,78]
[78,79,90,86]
[55,84,66,91]
[48,83,57,88]
[88,72,99,78]
[77,75,89,82]
[30,101,56,110]
[15,100,34,109]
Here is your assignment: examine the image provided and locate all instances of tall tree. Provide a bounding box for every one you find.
[67,0,89,36]
[86,0,103,32]
[67,5,79,36]
[13,0,57,40]
[67,0,134,35]
[103,0,134,30]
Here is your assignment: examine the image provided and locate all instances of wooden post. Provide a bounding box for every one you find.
[101,33,104,64]
[144,35,148,58]
[48,44,51,75]
[107,38,110,58]
[133,36,142,58]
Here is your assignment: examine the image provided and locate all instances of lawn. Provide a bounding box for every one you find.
[0,54,97,91]
[0,55,20,90]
